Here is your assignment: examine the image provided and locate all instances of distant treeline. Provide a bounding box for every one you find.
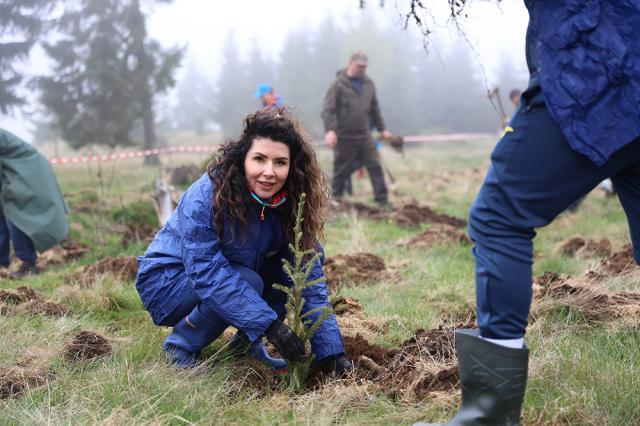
[171,14,529,139]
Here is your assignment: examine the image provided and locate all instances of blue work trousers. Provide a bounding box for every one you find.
[0,203,36,266]
[160,261,286,328]
[468,82,640,339]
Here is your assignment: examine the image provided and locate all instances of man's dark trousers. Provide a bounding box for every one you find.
[332,136,388,204]
[0,202,36,266]
[468,83,640,340]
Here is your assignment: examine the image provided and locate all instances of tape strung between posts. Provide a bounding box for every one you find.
[48,133,495,165]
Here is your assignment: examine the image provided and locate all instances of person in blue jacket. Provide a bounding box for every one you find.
[417,2,640,425]
[136,107,350,374]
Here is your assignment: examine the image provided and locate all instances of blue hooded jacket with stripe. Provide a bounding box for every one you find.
[136,173,344,360]
[525,0,640,165]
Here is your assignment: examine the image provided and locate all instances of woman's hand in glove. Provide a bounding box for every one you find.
[265,319,305,363]
[319,354,353,377]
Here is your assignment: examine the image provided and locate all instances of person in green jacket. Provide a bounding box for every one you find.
[0,128,69,278]
[321,50,393,208]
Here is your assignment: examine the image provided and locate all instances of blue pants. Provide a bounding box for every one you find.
[160,262,287,328]
[0,203,36,266]
[469,83,640,339]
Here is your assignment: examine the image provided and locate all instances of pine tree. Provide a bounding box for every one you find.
[38,0,183,152]
[273,193,331,392]
[0,0,53,113]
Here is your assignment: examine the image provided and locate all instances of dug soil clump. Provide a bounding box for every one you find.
[390,204,467,228]
[64,331,112,362]
[532,271,640,323]
[590,244,639,278]
[71,256,138,285]
[0,286,69,317]
[398,224,471,248]
[556,236,612,258]
[0,366,52,399]
[38,239,91,268]
[331,296,390,341]
[308,326,462,400]
[323,252,391,291]
[327,199,466,228]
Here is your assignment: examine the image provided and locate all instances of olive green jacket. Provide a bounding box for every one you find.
[0,129,69,251]
[321,69,386,140]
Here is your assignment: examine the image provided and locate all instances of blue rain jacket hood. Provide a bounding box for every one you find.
[525,0,640,165]
[136,173,344,360]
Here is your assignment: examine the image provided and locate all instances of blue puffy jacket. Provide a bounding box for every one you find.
[525,0,640,165]
[136,173,345,360]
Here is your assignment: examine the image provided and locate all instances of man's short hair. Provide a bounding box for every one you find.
[509,89,522,100]
[349,50,368,66]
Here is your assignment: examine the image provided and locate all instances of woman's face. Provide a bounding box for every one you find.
[244,137,291,199]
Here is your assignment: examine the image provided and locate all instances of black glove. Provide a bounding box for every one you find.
[265,319,305,363]
[319,354,353,377]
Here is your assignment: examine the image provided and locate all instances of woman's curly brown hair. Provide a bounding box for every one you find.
[207,107,329,250]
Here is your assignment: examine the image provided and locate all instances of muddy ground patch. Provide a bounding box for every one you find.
[327,200,466,228]
[556,236,612,258]
[307,325,462,400]
[323,252,395,292]
[0,365,52,400]
[0,286,69,317]
[398,224,471,249]
[70,256,138,286]
[64,331,112,362]
[532,271,640,323]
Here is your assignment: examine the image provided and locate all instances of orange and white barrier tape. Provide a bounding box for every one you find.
[49,145,218,165]
[49,134,495,164]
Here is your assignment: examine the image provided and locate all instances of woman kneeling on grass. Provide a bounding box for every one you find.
[135,107,350,375]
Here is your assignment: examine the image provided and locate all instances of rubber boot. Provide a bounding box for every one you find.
[414,328,529,426]
[163,304,227,368]
[229,331,287,371]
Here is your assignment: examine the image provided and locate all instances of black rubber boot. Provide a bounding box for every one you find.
[415,328,529,426]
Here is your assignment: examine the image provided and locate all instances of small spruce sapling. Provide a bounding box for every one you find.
[273,193,331,391]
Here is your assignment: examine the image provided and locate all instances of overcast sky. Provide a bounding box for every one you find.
[1,0,529,141]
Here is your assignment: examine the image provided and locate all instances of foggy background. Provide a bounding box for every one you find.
[1,0,529,149]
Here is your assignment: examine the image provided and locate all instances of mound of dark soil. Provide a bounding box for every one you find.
[327,199,466,228]
[533,271,640,322]
[0,286,69,317]
[323,253,387,291]
[71,256,138,285]
[557,236,612,258]
[391,204,467,228]
[400,224,471,248]
[594,244,638,277]
[39,240,91,268]
[331,296,363,316]
[0,366,52,399]
[64,331,112,362]
[308,326,462,399]
[23,300,70,317]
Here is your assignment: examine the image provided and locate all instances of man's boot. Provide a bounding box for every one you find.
[229,331,287,371]
[415,328,529,426]
[10,260,38,279]
[163,304,227,368]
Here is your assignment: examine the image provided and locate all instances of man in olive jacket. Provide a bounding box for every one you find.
[0,128,69,277]
[321,51,392,207]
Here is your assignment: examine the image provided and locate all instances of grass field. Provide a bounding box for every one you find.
[1,136,639,425]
